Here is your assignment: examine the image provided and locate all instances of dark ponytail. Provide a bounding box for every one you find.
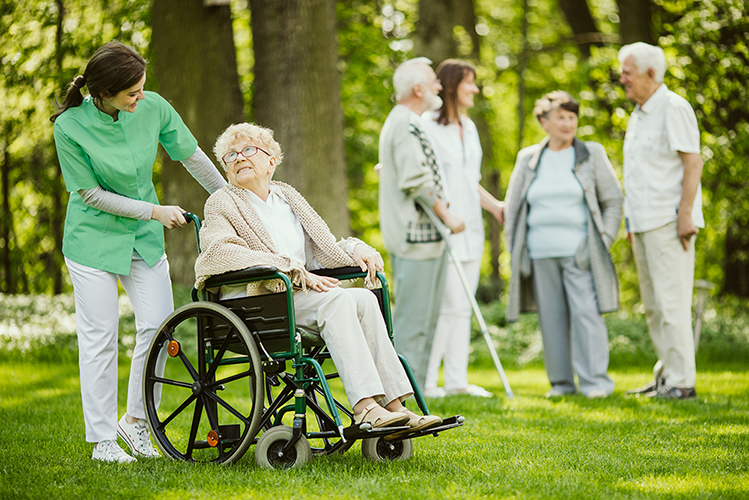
[51,42,147,122]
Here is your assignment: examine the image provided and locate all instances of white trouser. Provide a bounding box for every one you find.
[66,252,173,443]
[293,287,413,407]
[632,221,696,388]
[426,259,481,391]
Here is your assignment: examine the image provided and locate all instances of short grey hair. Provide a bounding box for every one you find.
[393,57,433,101]
[618,42,666,83]
[213,122,283,170]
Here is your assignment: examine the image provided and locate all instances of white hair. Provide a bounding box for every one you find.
[618,42,666,83]
[393,57,434,101]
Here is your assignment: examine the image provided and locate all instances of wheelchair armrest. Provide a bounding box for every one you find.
[311,266,366,278]
[204,265,280,288]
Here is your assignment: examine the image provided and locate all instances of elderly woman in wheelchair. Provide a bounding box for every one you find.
[198,121,442,430]
[140,123,461,468]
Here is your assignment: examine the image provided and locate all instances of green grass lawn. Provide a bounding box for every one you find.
[1,357,748,500]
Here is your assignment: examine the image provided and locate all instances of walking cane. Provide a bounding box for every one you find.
[416,200,514,398]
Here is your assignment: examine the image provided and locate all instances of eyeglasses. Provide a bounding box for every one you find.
[222,145,270,165]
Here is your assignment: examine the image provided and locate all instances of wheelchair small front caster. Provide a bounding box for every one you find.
[361,436,413,461]
[255,426,311,469]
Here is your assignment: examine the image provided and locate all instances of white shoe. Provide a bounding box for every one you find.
[422,387,446,398]
[92,439,136,463]
[447,384,493,397]
[545,387,577,398]
[585,390,610,399]
[117,415,161,458]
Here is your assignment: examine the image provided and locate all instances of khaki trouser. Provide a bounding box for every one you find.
[293,287,413,407]
[632,221,697,388]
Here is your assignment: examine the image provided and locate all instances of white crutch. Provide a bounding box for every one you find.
[417,200,514,398]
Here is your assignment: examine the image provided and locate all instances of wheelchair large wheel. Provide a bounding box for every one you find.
[361,437,413,461]
[255,426,312,469]
[142,301,264,464]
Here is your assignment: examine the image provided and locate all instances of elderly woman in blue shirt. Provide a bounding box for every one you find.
[503,91,622,398]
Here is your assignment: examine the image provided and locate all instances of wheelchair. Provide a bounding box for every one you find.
[141,213,464,468]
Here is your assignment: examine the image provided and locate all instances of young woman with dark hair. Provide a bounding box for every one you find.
[52,41,226,463]
[421,59,504,398]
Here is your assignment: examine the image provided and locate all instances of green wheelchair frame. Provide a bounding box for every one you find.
[141,213,464,468]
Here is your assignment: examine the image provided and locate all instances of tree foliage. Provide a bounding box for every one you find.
[2,0,749,304]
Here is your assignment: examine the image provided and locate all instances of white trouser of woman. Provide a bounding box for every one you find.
[65,252,172,443]
[426,259,481,392]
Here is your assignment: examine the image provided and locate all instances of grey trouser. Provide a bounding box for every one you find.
[532,257,615,395]
[391,252,448,390]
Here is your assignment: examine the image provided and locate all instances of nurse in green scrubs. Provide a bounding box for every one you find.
[51,41,226,463]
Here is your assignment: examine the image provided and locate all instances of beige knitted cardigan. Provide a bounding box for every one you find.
[194,182,362,296]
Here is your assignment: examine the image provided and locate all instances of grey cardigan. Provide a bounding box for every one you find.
[504,137,623,322]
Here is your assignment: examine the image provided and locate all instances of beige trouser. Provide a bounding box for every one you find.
[293,287,414,407]
[632,221,696,388]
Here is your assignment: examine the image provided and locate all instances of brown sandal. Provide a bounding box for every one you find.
[386,407,443,439]
[354,402,409,428]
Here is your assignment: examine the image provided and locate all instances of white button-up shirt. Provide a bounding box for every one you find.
[623,84,704,233]
[245,185,361,270]
[221,185,361,300]
[422,113,484,262]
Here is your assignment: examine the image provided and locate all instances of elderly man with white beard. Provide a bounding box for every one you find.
[378,57,465,389]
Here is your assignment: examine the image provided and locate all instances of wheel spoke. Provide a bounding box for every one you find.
[176,347,200,382]
[196,311,207,379]
[210,369,252,387]
[149,376,193,390]
[159,393,198,429]
[203,325,239,383]
[185,396,204,460]
[204,391,251,425]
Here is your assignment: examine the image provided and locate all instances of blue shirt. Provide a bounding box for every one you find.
[526,146,588,259]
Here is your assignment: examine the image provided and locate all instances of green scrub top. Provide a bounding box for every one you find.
[54,91,198,275]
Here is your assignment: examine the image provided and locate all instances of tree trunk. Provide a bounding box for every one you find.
[616,0,655,45]
[415,0,479,63]
[1,136,12,293]
[517,0,530,152]
[249,0,349,236]
[51,0,66,294]
[151,0,244,286]
[723,219,749,297]
[556,0,603,59]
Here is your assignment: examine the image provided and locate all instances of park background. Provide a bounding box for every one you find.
[1,0,748,499]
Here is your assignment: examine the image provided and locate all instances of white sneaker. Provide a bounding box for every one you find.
[447,384,493,397]
[92,439,136,463]
[545,387,577,398]
[585,390,610,399]
[117,415,161,458]
[422,387,447,398]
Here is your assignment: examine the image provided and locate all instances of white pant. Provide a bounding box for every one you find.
[293,287,413,407]
[632,221,696,388]
[66,253,173,443]
[426,260,480,391]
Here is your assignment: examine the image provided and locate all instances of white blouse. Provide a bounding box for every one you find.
[422,113,484,262]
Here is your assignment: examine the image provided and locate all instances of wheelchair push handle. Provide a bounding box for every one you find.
[182,212,200,226]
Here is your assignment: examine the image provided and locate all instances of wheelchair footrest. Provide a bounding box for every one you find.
[342,424,411,441]
[385,415,466,441]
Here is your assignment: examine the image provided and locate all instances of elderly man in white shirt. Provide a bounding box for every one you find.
[619,42,704,400]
